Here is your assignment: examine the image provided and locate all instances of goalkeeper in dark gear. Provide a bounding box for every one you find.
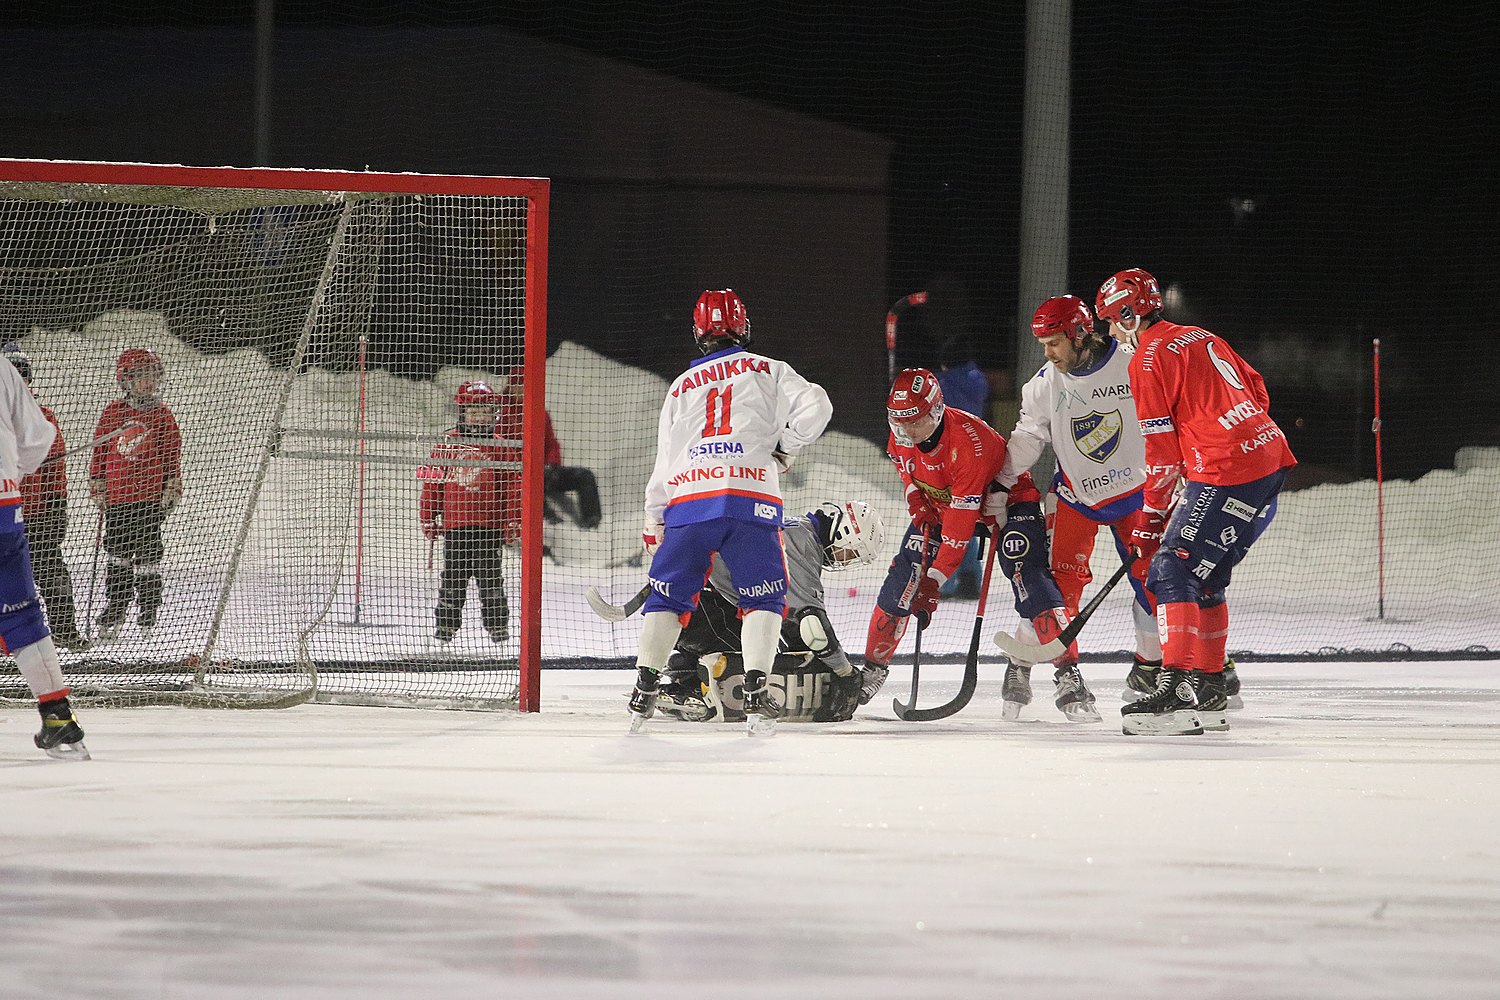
[656,500,885,724]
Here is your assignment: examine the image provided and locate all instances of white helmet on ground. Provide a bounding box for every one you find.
[814,500,885,571]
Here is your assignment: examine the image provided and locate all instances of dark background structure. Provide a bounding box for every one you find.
[3,0,1497,482]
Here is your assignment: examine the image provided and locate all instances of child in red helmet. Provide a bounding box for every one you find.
[89,347,183,642]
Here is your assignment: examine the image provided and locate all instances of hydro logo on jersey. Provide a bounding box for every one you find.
[1071,410,1124,463]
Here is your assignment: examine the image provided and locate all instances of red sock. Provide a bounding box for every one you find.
[1031,609,1077,666]
[865,607,909,666]
[1196,603,1229,673]
[1156,601,1200,670]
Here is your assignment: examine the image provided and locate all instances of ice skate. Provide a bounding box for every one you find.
[1000,663,1032,721]
[1121,667,1202,736]
[34,697,90,761]
[656,666,714,722]
[1223,656,1243,709]
[1122,656,1161,702]
[52,630,91,653]
[743,670,779,736]
[1052,664,1101,723]
[1192,669,1230,732]
[627,667,660,733]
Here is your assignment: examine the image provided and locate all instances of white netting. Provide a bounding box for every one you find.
[0,170,537,708]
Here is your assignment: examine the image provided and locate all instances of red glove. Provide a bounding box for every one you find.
[421,520,442,542]
[1008,471,1041,506]
[907,492,940,530]
[1127,507,1168,561]
[642,519,665,557]
[912,573,942,627]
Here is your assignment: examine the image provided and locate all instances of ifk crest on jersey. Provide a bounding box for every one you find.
[1071,410,1123,463]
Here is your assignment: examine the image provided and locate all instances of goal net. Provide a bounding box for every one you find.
[0,159,547,710]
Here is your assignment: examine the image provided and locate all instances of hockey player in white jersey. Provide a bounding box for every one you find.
[655,499,884,723]
[994,294,1158,718]
[0,351,89,759]
[629,288,833,735]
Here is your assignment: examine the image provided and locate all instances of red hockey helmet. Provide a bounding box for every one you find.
[116,347,165,402]
[453,379,499,407]
[692,289,750,353]
[887,368,945,446]
[1094,268,1163,327]
[1030,295,1095,344]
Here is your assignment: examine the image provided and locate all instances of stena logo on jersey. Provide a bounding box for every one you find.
[1072,410,1123,463]
[753,502,777,520]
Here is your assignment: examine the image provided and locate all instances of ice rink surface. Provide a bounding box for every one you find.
[4,661,1499,1000]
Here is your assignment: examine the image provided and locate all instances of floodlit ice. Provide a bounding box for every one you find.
[5,662,1500,999]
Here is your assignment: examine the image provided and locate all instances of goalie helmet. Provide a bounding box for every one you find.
[1031,295,1095,344]
[1094,268,1163,328]
[692,289,750,353]
[813,499,885,571]
[1,342,32,384]
[887,368,945,447]
[116,347,165,404]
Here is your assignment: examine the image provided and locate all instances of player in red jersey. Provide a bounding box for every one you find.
[1095,268,1296,735]
[859,368,1006,704]
[418,380,519,645]
[3,343,87,650]
[89,348,183,643]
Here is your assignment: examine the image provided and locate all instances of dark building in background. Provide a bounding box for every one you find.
[2,27,893,436]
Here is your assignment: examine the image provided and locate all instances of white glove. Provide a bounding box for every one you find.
[642,519,665,557]
[772,448,795,473]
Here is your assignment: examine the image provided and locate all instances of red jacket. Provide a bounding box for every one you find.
[417,427,519,534]
[21,403,67,512]
[1130,320,1296,509]
[886,407,1007,580]
[89,400,183,503]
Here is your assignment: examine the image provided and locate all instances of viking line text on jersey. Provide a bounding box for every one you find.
[670,357,773,397]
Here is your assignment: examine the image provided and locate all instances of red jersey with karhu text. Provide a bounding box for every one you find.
[417,428,519,533]
[21,403,67,512]
[89,400,183,503]
[1130,319,1296,509]
[886,407,1006,580]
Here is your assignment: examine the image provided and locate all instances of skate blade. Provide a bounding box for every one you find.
[1226,694,1244,710]
[628,713,650,734]
[1200,710,1230,731]
[1001,700,1025,721]
[44,741,91,761]
[1121,710,1203,736]
[1058,704,1102,723]
[746,715,778,737]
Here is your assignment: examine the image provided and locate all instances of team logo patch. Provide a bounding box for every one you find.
[1071,410,1123,463]
[1001,530,1030,560]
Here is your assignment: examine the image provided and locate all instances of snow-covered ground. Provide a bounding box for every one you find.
[4,660,1499,999]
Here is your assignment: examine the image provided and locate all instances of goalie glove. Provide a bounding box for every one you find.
[642,518,665,557]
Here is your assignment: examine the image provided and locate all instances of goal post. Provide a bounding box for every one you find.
[0,159,547,711]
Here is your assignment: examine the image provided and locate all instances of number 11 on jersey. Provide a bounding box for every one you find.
[702,385,734,437]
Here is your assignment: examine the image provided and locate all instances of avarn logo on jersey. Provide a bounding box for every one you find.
[1071,410,1123,463]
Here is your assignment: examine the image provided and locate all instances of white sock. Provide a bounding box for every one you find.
[1133,602,1162,661]
[740,609,782,677]
[13,637,67,700]
[636,611,682,672]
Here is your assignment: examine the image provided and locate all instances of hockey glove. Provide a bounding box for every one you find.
[912,571,944,627]
[161,477,183,514]
[906,491,940,530]
[1127,506,1168,561]
[1008,471,1042,506]
[643,519,665,557]
[421,517,443,542]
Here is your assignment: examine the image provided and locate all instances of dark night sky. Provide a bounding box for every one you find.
[4,0,1499,476]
